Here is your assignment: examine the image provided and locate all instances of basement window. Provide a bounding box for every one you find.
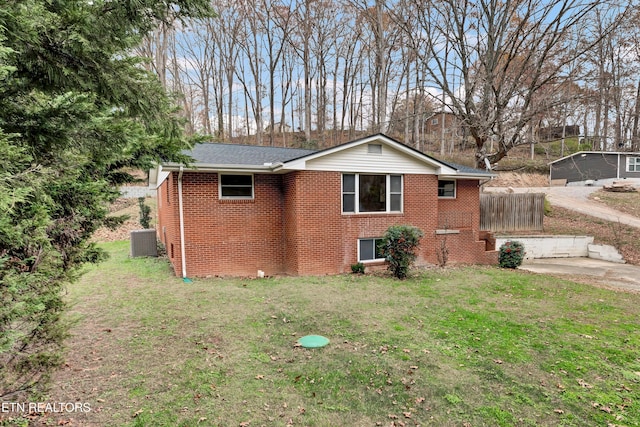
[358,238,385,262]
[220,174,254,199]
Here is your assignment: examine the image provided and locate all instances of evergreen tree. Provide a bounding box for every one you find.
[0,0,213,398]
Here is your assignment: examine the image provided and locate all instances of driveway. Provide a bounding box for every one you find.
[519,257,640,293]
[545,187,640,228]
[486,185,640,292]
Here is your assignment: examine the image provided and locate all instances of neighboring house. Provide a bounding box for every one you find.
[538,125,580,142]
[549,151,640,185]
[151,134,498,278]
[264,121,292,133]
[423,111,465,144]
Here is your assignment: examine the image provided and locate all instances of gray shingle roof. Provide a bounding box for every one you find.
[180,139,493,177]
[184,143,318,166]
[438,160,494,176]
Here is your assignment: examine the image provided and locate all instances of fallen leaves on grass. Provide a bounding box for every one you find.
[577,379,593,388]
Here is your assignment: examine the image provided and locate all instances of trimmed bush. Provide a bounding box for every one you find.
[499,240,525,268]
[544,197,552,216]
[379,225,424,279]
[351,262,365,274]
[138,197,152,229]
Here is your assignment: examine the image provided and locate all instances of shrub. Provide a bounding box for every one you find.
[351,262,365,274]
[499,241,525,268]
[544,197,552,216]
[379,225,424,279]
[138,197,152,229]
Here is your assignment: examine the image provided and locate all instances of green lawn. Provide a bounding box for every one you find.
[45,241,640,426]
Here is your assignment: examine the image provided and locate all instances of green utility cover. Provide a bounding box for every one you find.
[297,335,330,348]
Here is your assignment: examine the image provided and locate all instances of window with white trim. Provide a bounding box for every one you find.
[342,174,403,213]
[220,174,254,199]
[359,238,385,262]
[437,179,456,198]
[627,157,640,172]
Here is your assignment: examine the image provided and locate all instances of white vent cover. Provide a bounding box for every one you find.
[368,143,382,154]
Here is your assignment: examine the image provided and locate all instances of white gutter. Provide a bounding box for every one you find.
[439,174,497,180]
[178,166,187,280]
[162,163,274,173]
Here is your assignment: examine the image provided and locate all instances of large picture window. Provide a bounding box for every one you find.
[627,157,640,172]
[342,174,403,213]
[359,238,385,262]
[220,174,254,199]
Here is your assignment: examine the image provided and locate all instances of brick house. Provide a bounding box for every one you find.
[423,111,466,148]
[151,134,498,278]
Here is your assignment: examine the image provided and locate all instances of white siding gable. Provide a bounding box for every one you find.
[283,140,445,174]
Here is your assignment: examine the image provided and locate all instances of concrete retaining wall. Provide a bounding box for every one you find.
[495,235,625,263]
[495,235,593,259]
[587,244,625,263]
[120,186,156,199]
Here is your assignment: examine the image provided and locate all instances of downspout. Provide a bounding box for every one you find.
[178,166,189,281]
[479,177,494,189]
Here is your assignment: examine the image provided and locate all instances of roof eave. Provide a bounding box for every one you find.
[439,172,497,180]
[161,162,278,173]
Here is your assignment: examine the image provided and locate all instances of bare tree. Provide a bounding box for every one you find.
[283,0,317,143]
[255,0,295,145]
[335,6,365,139]
[212,0,243,140]
[348,0,402,133]
[393,0,628,168]
[174,21,216,135]
[234,0,268,144]
[137,22,172,88]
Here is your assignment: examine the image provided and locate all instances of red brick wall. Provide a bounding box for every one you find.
[157,172,286,277]
[281,172,494,275]
[157,170,497,277]
[283,171,345,275]
[437,180,480,229]
[434,180,498,265]
[282,173,298,274]
[156,173,181,276]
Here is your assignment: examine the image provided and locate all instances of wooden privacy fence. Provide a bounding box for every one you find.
[480,193,545,232]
